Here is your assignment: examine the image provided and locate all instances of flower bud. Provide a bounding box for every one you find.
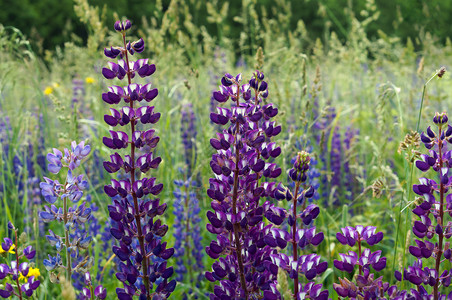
[433,112,448,126]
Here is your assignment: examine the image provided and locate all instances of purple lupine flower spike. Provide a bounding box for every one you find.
[269,150,328,299]
[332,224,406,298]
[313,106,361,209]
[399,112,452,299]
[206,71,285,299]
[102,20,175,299]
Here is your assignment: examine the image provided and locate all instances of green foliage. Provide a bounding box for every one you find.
[2,0,452,56]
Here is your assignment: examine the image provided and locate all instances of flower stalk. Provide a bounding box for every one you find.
[39,141,92,284]
[272,150,328,299]
[206,71,283,299]
[400,112,452,299]
[102,20,175,299]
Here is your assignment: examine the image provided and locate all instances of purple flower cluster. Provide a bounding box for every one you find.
[180,103,197,175]
[173,103,203,285]
[205,71,284,299]
[0,222,40,299]
[333,225,397,299]
[173,179,203,282]
[397,112,452,299]
[272,151,329,299]
[39,141,93,283]
[314,106,360,207]
[45,141,90,174]
[102,20,175,299]
[290,141,320,201]
[79,272,107,300]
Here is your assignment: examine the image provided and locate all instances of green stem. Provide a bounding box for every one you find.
[63,180,71,284]
[90,283,95,300]
[416,72,440,132]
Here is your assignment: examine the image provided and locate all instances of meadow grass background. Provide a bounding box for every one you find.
[1,0,452,298]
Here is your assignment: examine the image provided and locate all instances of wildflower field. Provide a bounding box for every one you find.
[2,0,452,299]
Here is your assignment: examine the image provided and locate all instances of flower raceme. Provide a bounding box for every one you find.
[205,71,284,299]
[333,225,394,299]
[101,20,175,300]
[397,112,452,299]
[45,141,90,174]
[39,141,95,288]
[271,151,329,300]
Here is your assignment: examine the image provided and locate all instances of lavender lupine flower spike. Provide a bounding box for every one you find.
[102,20,175,300]
[397,112,452,299]
[39,141,92,284]
[70,193,107,298]
[206,71,283,299]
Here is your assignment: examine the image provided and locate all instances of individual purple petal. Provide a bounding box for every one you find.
[0,265,9,280]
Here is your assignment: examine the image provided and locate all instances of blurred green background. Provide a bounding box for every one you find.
[2,0,451,53]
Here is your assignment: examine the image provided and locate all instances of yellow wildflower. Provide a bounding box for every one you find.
[43,86,53,95]
[52,82,60,88]
[0,244,15,254]
[85,77,96,84]
[19,267,40,281]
